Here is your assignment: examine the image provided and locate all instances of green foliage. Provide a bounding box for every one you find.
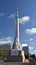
[30,54,35,58]
[0,50,2,57]
[24,53,29,59]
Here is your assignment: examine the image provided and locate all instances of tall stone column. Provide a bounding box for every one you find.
[15,8,19,44]
[12,9,19,49]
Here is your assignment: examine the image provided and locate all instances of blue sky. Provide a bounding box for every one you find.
[0,0,36,55]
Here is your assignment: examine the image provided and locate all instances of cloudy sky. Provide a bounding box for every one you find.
[0,0,36,55]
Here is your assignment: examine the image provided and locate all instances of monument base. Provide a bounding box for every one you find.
[7,49,25,62]
[7,56,24,62]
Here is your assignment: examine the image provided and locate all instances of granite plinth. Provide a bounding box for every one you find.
[7,49,25,62]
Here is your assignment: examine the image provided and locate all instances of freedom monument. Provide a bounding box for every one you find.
[7,9,25,62]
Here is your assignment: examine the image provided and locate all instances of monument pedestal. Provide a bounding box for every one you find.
[7,49,25,62]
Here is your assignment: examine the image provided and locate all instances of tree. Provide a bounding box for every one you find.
[24,53,29,59]
[32,54,35,59]
[0,50,2,57]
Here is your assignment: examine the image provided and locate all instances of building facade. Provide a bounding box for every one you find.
[22,46,29,54]
[0,43,12,59]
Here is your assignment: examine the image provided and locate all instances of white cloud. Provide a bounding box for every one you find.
[29,46,34,50]
[0,13,5,16]
[8,14,30,24]
[31,50,36,55]
[0,37,14,44]
[19,16,30,24]
[22,43,28,47]
[26,28,36,34]
[0,41,12,44]
[33,50,36,55]
[8,14,15,18]
[34,50,36,52]
[29,38,33,41]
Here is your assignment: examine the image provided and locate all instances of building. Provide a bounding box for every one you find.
[22,46,29,54]
[22,43,29,58]
[0,43,12,59]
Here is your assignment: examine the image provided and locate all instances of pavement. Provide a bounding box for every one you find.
[0,62,36,65]
[0,61,36,65]
[0,59,36,65]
